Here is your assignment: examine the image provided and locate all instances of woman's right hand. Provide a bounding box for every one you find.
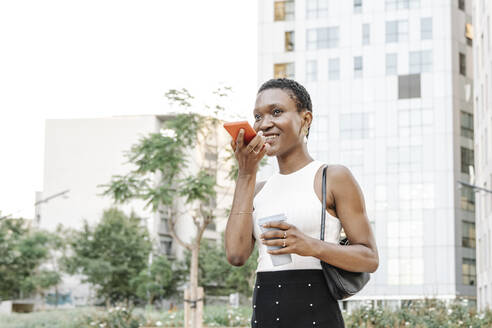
[231,129,269,177]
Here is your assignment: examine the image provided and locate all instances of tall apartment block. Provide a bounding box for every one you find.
[258,0,476,308]
[473,0,492,312]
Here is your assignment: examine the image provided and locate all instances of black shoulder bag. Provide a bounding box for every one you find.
[320,165,370,300]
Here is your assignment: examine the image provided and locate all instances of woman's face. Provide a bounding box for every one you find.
[253,88,310,157]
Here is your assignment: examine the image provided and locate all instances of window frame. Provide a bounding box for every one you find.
[398,74,421,99]
[462,258,476,286]
[306,59,318,82]
[354,0,362,13]
[386,53,398,75]
[362,23,370,45]
[285,31,295,52]
[354,56,363,78]
[421,17,433,40]
[459,52,467,76]
[328,57,340,80]
[461,146,474,174]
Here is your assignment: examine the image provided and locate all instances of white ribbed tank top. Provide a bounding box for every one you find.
[252,160,342,272]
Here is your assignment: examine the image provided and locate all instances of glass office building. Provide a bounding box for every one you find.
[258,0,475,308]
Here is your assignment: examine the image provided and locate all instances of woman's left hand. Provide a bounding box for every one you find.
[260,221,318,257]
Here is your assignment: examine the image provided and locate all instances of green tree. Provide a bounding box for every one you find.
[100,87,234,327]
[184,237,258,297]
[0,215,61,301]
[64,208,152,306]
[131,254,182,305]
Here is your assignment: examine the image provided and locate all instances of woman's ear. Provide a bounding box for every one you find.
[303,111,313,129]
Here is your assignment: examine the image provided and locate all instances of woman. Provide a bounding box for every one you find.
[225,78,379,327]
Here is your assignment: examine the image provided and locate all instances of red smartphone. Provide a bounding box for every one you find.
[223,121,257,144]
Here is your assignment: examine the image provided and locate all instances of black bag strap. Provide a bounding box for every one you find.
[320,165,328,241]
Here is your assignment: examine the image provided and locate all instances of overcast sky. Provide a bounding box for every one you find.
[0,0,258,219]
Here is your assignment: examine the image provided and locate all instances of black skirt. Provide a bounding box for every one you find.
[251,269,345,328]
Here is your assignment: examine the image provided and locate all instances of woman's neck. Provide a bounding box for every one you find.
[276,143,313,175]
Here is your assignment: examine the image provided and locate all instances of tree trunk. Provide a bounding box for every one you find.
[189,245,200,328]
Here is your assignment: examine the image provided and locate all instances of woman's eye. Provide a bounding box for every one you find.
[254,114,262,121]
[273,108,283,116]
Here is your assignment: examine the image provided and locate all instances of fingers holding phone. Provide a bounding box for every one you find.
[225,122,269,175]
[234,128,268,156]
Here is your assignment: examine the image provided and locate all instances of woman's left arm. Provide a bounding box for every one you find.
[314,165,379,273]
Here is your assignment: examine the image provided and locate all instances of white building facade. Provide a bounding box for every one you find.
[258,0,476,308]
[38,115,234,304]
[473,0,492,312]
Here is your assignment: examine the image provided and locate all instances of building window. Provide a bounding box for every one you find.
[465,23,473,46]
[388,146,423,171]
[421,17,433,40]
[362,23,370,45]
[385,0,419,10]
[306,60,318,82]
[460,185,475,212]
[306,0,329,19]
[462,221,476,248]
[339,113,373,139]
[328,58,340,80]
[397,108,433,137]
[387,219,424,285]
[386,53,398,75]
[274,63,295,79]
[462,258,476,285]
[386,20,409,43]
[274,0,295,21]
[398,74,421,99]
[459,0,465,11]
[409,50,432,73]
[285,31,295,51]
[205,221,216,231]
[461,147,474,174]
[159,235,173,257]
[460,111,474,139]
[459,52,466,76]
[306,27,339,50]
[354,0,362,13]
[354,56,363,78]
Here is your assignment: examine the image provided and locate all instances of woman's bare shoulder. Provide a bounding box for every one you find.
[325,164,353,181]
[315,163,352,183]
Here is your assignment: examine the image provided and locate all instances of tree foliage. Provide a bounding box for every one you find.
[131,255,183,305]
[63,208,152,304]
[0,215,61,300]
[184,237,258,296]
[100,88,221,217]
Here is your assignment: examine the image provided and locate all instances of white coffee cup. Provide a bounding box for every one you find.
[257,213,292,266]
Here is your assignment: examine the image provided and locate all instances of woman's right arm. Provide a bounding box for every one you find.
[225,129,267,266]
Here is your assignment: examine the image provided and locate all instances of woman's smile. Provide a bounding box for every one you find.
[264,134,279,144]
